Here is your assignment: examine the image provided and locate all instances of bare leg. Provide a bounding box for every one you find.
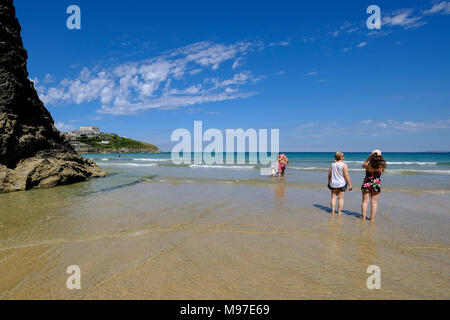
[361,191,370,220]
[370,192,380,221]
[330,190,338,214]
[337,190,345,215]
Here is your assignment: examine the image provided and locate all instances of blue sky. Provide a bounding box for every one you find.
[15,0,450,151]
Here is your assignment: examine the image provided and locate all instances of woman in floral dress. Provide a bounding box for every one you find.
[361,151,386,221]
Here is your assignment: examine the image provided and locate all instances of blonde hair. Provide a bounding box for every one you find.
[335,152,344,160]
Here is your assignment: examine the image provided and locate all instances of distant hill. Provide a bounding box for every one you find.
[67,133,161,153]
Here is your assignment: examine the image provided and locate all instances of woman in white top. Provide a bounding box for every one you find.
[327,152,353,215]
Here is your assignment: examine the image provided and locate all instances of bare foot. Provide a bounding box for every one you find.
[362,215,366,220]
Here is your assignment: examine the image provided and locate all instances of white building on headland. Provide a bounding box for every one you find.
[79,126,100,133]
[67,126,101,137]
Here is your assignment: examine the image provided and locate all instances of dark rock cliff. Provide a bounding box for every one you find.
[0,0,106,193]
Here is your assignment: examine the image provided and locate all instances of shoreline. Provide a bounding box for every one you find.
[80,150,163,154]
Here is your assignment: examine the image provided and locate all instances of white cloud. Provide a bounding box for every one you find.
[55,122,76,132]
[334,3,447,40]
[269,40,291,47]
[382,9,427,29]
[360,119,450,132]
[367,30,392,37]
[190,68,202,75]
[357,42,367,48]
[298,122,317,129]
[44,74,55,83]
[424,1,450,15]
[36,41,265,115]
[208,71,253,88]
[232,58,243,70]
[177,41,256,70]
[250,74,266,83]
[341,47,351,53]
[98,91,255,115]
[186,107,202,113]
[297,119,450,138]
[88,115,103,121]
[302,36,317,42]
[305,71,319,76]
[365,4,446,35]
[329,22,357,38]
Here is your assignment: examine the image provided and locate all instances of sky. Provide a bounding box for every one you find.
[14,0,450,152]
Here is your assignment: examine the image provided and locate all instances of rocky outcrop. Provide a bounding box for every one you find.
[0,0,106,193]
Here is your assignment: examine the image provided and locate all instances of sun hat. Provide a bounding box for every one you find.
[372,149,382,156]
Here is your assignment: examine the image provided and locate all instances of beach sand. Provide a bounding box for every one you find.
[0,179,449,299]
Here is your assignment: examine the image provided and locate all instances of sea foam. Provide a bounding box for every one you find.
[97,162,157,167]
[190,164,255,169]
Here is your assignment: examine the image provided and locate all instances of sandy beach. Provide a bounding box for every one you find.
[1,173,449,299]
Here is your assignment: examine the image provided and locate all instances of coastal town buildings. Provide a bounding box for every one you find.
[67,126,101,138]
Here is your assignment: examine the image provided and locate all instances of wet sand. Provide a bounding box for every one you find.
[0,180,449,299]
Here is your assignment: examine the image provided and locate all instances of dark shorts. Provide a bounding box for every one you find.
[328,184,347,191]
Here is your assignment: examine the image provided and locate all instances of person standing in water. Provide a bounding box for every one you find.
[361,150,386,221]
[278,153,289,178]
[328,152,353,215]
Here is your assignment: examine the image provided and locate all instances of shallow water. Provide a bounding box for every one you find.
[87,152,450,192]
[0,153,449,299]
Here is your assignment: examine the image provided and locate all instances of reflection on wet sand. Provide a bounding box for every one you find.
[273,183,286,202]
[324,214,343,265]
[357,223,378,268]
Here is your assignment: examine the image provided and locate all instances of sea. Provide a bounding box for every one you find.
[85,152,450,192]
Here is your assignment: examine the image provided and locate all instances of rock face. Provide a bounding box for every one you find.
[0,0,106,193]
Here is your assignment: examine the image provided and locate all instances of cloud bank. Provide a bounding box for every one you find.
[35,41,270,115]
